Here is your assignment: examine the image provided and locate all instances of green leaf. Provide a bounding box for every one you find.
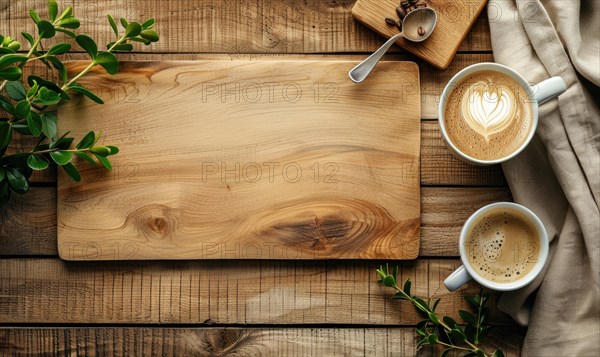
[0,95,15,115]
[125,22,142,37]
[107,43,133,52]
[427,334,437,344]
[62,162,81,181]
[141,18,155,29]
[27,154,49,170]
[6,168,29,194]
[450,328,466,343]
[37,20,56,39]
[58,6,73,21]
[55,28,77,38]
[49,0,58,21]
[90,146,111,156]
[76,131,95,149]
[33,86,61,106]
[440,349,452,357]
[120,18,129,28]
[412,297,431,315]
[29,9,41,24]
[68,83,104,104]
[41,111,58,138]
[12,124,31,135]
[0,66,23,81]
[26,80,39,98]
[140,29,159,42]
[465,295,479,308]
[432,298,441,312]
[392,291,408,300]
[49,150,72,165]
[382,275,395,288]
[47,42,71,56]
[75,151,96,165]
[27,111,43,136]
[47,56,67,83]
[128,37,151,45]
[95,51,118,74]
[0,54,28,69]
[21,32,34,46]
[5,81,26,100]
[403,279,411,296]
[15,100,30,119]
[491,350,505,357]
[49,131,71,149]
[443,316,459,329]
[459,310,477,325]
[106,145,119,155]
[95,153,112,171]
[107,15,119,37]
[0,167,5,182]
[0,35,3,44]
[75,34,97,59]
[57,17,80,29]
[475,350,486,357]
[479,325,492,339]
[428,311,439,324]
[0,121,11,149]
[0,47,15,55]
[464,324,477,343]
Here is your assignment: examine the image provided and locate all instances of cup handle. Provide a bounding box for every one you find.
[444,265,472,292]
[533,76,567,105]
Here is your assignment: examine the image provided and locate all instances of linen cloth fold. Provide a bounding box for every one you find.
[487,0,599,355]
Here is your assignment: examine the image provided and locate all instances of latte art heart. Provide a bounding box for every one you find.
[461,82,518,141]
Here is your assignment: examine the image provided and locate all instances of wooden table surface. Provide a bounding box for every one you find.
[0,1,526,355]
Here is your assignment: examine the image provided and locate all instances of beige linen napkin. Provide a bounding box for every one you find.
[487,0,600,355]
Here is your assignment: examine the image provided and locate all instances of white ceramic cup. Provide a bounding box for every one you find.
[438,62,567,165]
[444,202,549,292]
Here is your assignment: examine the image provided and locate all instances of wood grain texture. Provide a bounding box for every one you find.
[57,60,421,260]
[0,258,514,325]
[352,0,487,69]
[0,327,524,357]
[0,186,510,257]
[0,0,492,54]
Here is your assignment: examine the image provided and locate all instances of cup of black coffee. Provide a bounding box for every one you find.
[438,62,566,165]
[444,202,549,292]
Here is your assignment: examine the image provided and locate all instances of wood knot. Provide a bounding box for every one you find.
[128,204,180,241]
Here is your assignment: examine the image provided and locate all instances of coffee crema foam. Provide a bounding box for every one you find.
[444,70,533,161]
[464,208,539,284]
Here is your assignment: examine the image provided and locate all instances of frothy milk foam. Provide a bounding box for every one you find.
[464,208,539,284]
[444,70,533,161]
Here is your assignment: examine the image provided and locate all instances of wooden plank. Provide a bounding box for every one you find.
[0,188,56,256]
[56,60,421,260]
[0,186,510,257]
[352,0,487,69]
[1,1,491,55]
[0,258,514,324]
[0,327,524,356]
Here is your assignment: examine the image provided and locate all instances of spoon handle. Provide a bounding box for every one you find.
[348,33,404,83]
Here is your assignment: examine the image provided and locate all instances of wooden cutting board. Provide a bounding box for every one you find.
[57,60,420,260]
[352,0,487,69]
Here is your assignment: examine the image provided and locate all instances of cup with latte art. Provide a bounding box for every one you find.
[438,62,567,165]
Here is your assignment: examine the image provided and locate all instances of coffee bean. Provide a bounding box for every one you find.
[396,6,406,20]
[416,3,427,8]
[417,26,425,36]
[400,0,410,8]
[396,20,403,31]
[385,17,397,26]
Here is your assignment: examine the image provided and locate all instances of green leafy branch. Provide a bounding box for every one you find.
[0,0,159,207]
[376,264,504,357]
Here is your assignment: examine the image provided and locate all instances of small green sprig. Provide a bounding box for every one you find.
[376,264,504,357]
[0,0,159,207]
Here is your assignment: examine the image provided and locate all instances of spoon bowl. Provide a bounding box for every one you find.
[348,8,438,83]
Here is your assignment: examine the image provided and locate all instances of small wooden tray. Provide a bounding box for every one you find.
[352,0,487,69]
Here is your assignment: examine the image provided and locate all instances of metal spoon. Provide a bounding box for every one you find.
[349,8,438,83]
